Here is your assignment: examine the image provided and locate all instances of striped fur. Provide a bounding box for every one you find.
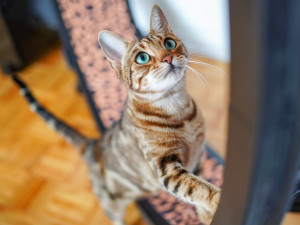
[13,5,221,225]
[12,75,95,153]
[98,5,220,225]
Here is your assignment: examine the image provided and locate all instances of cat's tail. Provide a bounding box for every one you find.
[12,74,97,154]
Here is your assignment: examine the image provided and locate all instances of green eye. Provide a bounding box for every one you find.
[136,52,150,64]
[164,38,176,50]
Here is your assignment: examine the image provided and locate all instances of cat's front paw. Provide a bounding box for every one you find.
[196,205,214,225]
[210,189,221,213]
[197,189,221,225]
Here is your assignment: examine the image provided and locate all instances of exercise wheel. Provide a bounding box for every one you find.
[2,0,297,224]
[53,1,300,225]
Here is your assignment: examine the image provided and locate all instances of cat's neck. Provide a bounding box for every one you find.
[126,79,192,116]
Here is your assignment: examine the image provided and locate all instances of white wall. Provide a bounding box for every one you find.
[128,0,230,62]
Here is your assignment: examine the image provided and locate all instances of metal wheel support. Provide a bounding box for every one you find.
[212,0,300,225]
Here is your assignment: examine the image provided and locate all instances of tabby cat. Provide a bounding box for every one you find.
[13,5,221,225]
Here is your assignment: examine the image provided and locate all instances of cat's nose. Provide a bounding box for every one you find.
[162,54,173,64]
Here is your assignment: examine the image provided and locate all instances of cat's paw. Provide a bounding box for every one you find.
[196,189,221,225]
[196,205,214,225]
[210,189,221,213]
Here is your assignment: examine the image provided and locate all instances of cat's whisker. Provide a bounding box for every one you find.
[186,65,211,92]
[185,65,205,86]
[187,50,206,57]
[187,50,202,54]
[184,52,193,58]
[188,60,227,75]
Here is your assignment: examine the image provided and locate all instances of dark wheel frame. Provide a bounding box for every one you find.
[213,0,300,225]
[4,0,299,224]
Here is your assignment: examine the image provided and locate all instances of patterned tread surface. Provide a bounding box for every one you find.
[0,47,297,224]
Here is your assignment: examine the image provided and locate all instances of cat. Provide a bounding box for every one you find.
[12,5,221,225]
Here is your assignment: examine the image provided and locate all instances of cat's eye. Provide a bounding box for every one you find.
[164,38,176,50]
[136,52,150,64]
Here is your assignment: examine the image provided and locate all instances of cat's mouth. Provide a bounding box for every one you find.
[165,65,182,76]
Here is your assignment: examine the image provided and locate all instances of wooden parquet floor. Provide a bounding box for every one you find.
[0,47,144,225]
[0,46,298,225]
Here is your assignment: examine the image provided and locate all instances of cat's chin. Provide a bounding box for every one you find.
[163,67,183,80]
[166,65,182,74]
[165,67,186,82]
[161,74,186,93]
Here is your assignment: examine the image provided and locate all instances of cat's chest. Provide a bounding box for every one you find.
[180,108,206,168]
[184,110,205,143]
[138,105,205,166]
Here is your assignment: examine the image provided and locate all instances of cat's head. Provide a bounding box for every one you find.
[98,5,188,94]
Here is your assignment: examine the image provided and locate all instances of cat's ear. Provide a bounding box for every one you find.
[98,30,128,70]
[150,5,172,34]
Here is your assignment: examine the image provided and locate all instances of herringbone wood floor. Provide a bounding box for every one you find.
[0,48,144,225]
[0,46,298,225]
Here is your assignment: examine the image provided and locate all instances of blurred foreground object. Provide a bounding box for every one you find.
[0,0,58,73]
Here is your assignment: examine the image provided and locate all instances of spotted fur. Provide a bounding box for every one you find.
[13,5,221,225]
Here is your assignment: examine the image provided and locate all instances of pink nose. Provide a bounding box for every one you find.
[162,54,172,64]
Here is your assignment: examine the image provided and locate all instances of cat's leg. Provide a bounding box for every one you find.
[151,151,221,224]
[196,204,215,225]
[88,171,129,225]
[192,149,218,224]
[103,202,127,225]
[192,149,206,177]
[98,191,130,225]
